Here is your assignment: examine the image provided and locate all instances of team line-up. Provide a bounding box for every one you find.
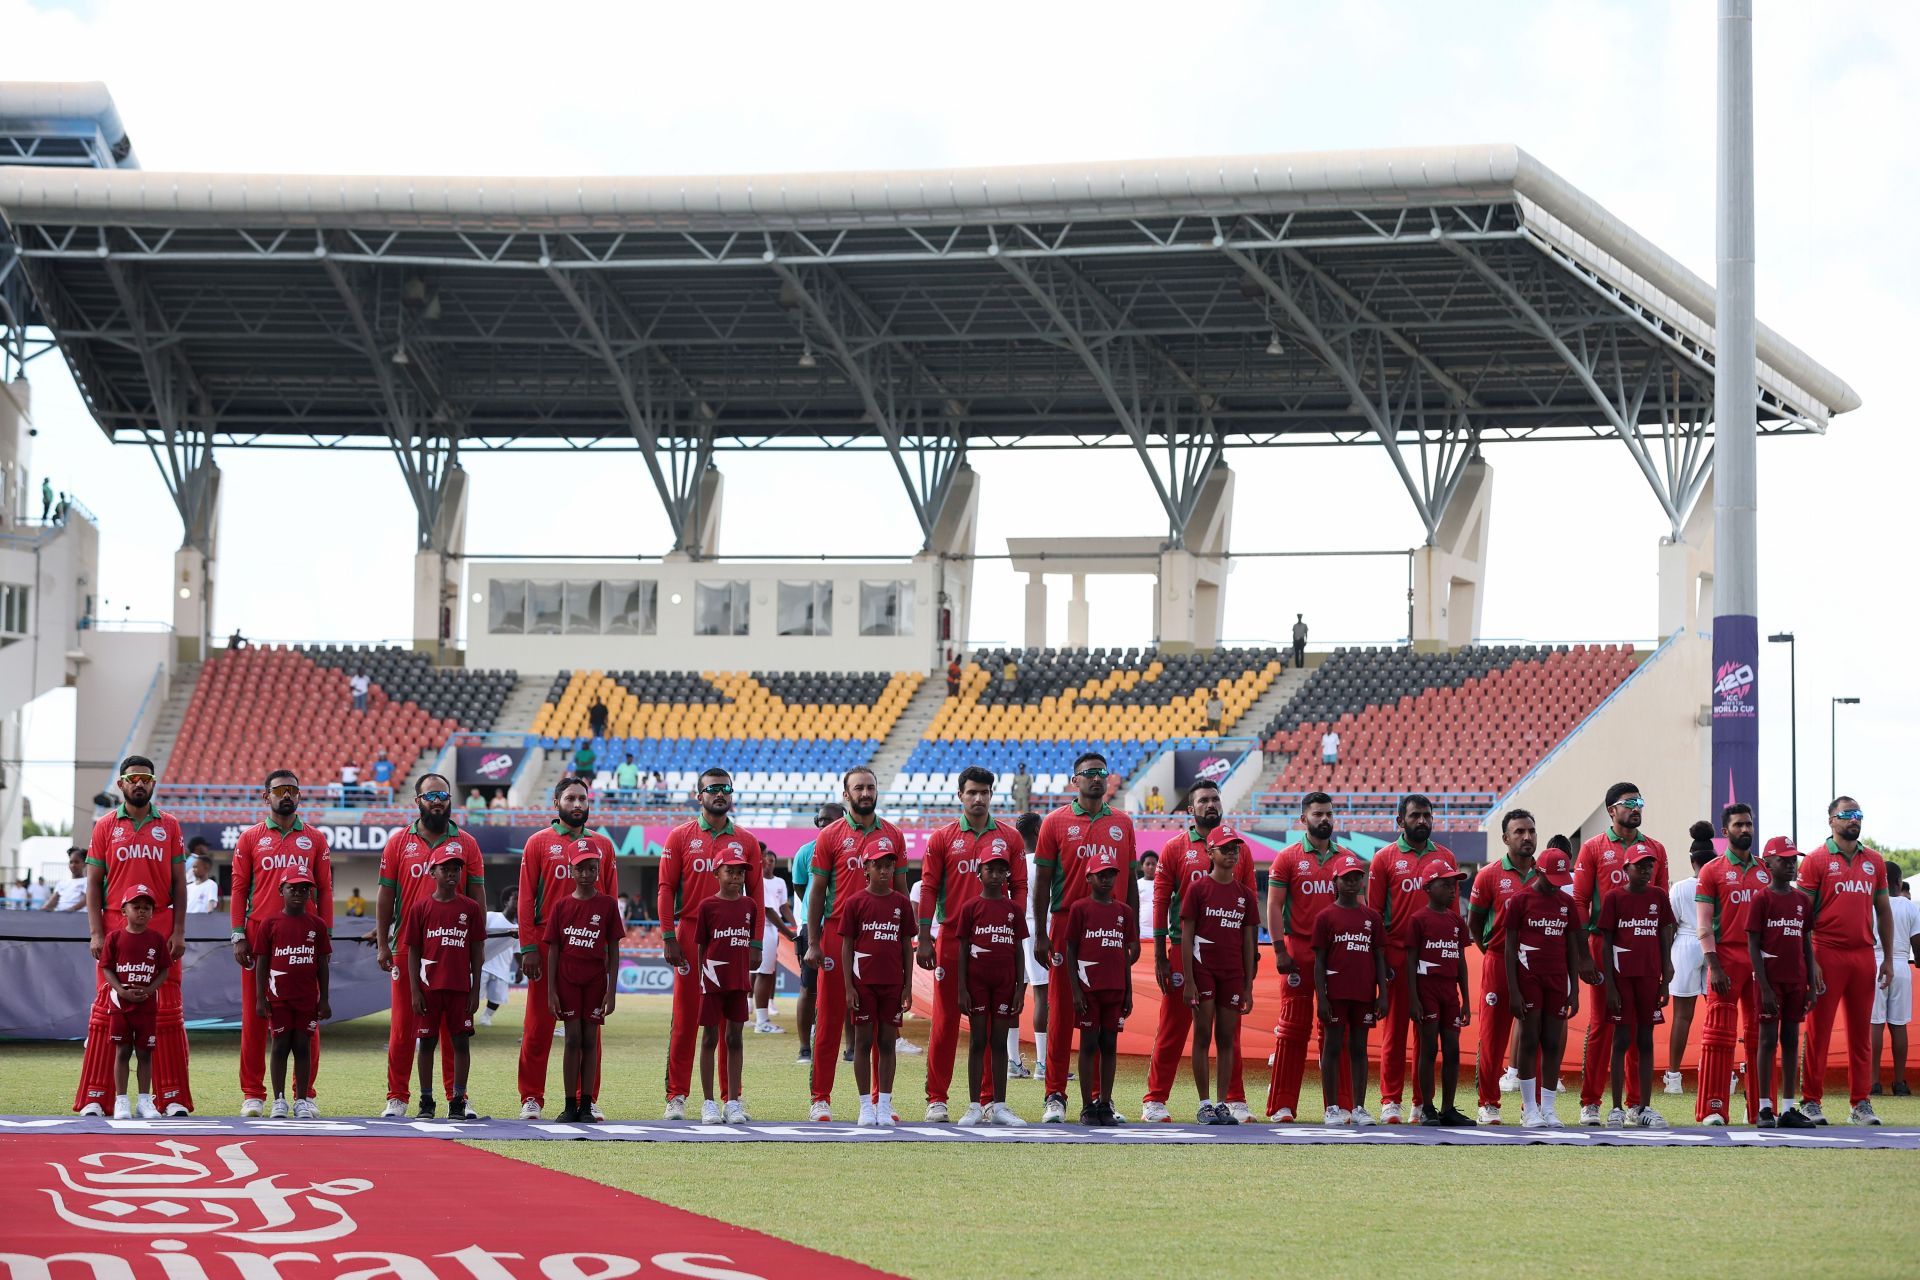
[73,753,1907,1130]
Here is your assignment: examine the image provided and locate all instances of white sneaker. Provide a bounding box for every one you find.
[1605,1106,1627,1129]
[1637,1106,1668,1129]
[1579,1104,1603,1127]
[475,1007,494,1027]
[1849,1101,1883,1126]
[663,1095,687,1121]
[135,1095,161,1119]
[1499,1066,1521,1093]
[589,1101,605,1122]
[1041,1094,1067,1124]
[1662,1070,1685,1095]
[957,1103,986,1127]
[1379,1101,1402,1125]
[700,1099,722,1124]
[723,1100,750,1124]
[757,1021,786,1034]
[809,1100,833,1122]
[80,1102,106,1118]
[895,1038,923,1055]
[857,1100,879,1127]
[1799,1100,1828,1125]
[112,1096,131,1119]
[519,1098,541,1121]
[164,1104,191,1117]
[240,1097,265,1118]
[989,1102,1026,1127]
[1227,1101,1252,1123]
[924,1101,950,1123]
[1702,1113,1726,1126]
[269,1097,290,1119]
[1520,1108,1550,1128]
[1477,1104,1502,1125]
[1322,1106,1349,1126]
[293,1098,317,1120]
[381,1098,407,1119]
[1350,1106,1375,1126]
[1140,1100,1172,1123]
[1267,1107,1296,1123]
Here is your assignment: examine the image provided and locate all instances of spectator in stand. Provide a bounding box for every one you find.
[1145,786,1166,815]
[345,887,368,918]
[5,878,26,909]
[349,671,370,713]
[615,754,640,802]
[1292,614,1309,668]
[464,789,487,821]
[572,740,596,778]
[945,652,961,697]
[650,770,667,805]
[28,877,49,909]
[1206,691,1224,734]
[488,790,510,825]
[588,697,609,741]
[1321,729,1340,766]
[43,849,88,912]
[1002,655,1018,690]
[372,750,395,793]
[1011,764,1033,814]
[227,628,247,651]
[618,893,635,925]
[185,851,220,914]
[340,760,361,805]
[1137,852,1158,923]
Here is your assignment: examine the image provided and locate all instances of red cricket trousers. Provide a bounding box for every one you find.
[518,966,609,1108]
[1262,936,1352,1118]
[385,952,458,1102]
[73,961,191,1114]
[1476,947,1513,1109]
[239,964,321,1101]
[1803,943,1877,1108]
[809,923,848,1104]
[665,918,732,1102]
[1578,935,1613,1106]
[924,934,965,1106]
[1378,944,1429,1109]
[1696,950,1759,1122]
[1143,970,1246,1106]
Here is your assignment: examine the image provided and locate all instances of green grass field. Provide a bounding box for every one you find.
[7,994,1918,1279]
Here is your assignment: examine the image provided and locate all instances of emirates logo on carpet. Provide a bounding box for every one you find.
[4,1135,893,1279]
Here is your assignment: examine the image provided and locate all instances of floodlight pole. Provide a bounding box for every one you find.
[1767,631,1797,843]
[1711,0,1761,816]
[1830,697,1859,802]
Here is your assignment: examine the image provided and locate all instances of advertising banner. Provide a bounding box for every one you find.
[1710,613,1760,817]
[454,744,527,787]
[1172,749,1237,794]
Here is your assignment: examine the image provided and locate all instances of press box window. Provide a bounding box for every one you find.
[777,580,833,636]
[695,580,750,636]
[859,580,915,636]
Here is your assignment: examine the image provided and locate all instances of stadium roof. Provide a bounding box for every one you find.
[0,82,1859,551]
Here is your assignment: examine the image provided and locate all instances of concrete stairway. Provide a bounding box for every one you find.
[147,661,202,777]
[867,675,947,787]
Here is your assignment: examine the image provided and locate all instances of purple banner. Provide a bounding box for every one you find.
[1173,750,1235,794]
[1710,614,1759,818]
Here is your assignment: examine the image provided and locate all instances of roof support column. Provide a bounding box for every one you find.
[1411,455,1492,648]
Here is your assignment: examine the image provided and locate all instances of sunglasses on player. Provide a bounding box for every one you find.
[1614,796,1645,810]
[700,783,734,796]
[418,790,452,805]
[119,773,155,785]
[1833,808,1864,822]
[1076,768,1109,780]
[267,784,300,798]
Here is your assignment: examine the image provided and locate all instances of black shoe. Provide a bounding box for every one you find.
[576,1099,598,1124]
[1895,1081,1913,1097]
[1210,1103,1237,1127]
[1103,1100,1127,1126]
[1078,1104,1101,1125]
[556,1103,580,1122]
[1871,1083,1883,1096]
[1777,1107,1816,1128]
[416,1097,436,1119]
[1419,1104,1443,1126]
[1438,1107,1476,1127]
[1756,1107,1777,1128]
[842,1048,854,1064]
[447,1095,468,1122]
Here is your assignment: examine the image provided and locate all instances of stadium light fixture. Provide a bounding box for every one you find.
[390,343,410,366]
[1767,631,1797,842]
[1830,696,1860,801]
[1265,330,1285,356]
[797,344,817,369]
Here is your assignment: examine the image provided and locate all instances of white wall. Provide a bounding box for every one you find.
[463,560,942,673]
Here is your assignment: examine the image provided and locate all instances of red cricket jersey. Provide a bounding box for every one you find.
[1312,902,1383,1002]
[1154,827,1257,941]
[658,816,765,931]
[1064,897,1134,991]
[917,817,1027,929]
[954,895,1026,984]
[1598,886,1672,978]
[842,887,913,986]
[1037,802,1137,925]
[1269,841,1365,943]
[544,891,619,985]
[101,927,169,992]
[1179,876,1256,976]
[403,893,481,991]
[379,823,485,950]
[1470,856,1536,950]
[1749,888,1811,985]
[88,805,185,923]
[806,815,904,929]
[1368,839,1458,946]
[1573,829,1670,930]
[249,911,331,1002]
[694,893,759,993]
[1505,887,1576,978]
[1409,906,1466,981]
[518,823,618,953]
[1797,839,1890,949]
[1693,850,1770,946]
[231,818,334,929]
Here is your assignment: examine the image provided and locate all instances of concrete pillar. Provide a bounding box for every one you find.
[1,376,30,525]
[913,464,978,663]
[1024,572,1048,649]
[413,465,468,663]
[1659,472,1715,638]
[1067,574,1089,648]
[170,461,220,665]
[1412,456,1492,649]
[1157,464,1233,652]
[690,465,723,559]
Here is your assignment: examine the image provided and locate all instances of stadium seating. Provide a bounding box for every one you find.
[1258,644,1638,798]
[166,645,515,787]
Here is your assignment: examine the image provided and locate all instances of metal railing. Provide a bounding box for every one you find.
[1249,790,1499,833]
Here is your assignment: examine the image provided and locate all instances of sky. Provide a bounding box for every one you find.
[6,0,1917,845]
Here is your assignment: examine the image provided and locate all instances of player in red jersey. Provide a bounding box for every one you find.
[1065,849,1136,1126]
[1312,862,1386,1125]
[75,755,192,1116]
[1143,778,1259,1122]
[1797,796,1897,1125]
[1408,863,1473,1126]
[1693,802,1769,1124]
[1748,837,1819,1127]
[1263,791,1362,1121]
[1032,751,1138,1123]
[1572,782,1670,1124]
[544,846,620,1123]
[1598,850,1675,1127]
[1368,794,1458,1123]
[915,765,1026,1122]
[1504,863,1594,1127]
[1180,826,1259,1125]
[375,773,485,1117]
[804,766,907,1120]
[99,884,169,1119]
[403,848,483,1120]
[659,767,766,1120]
[841,848,914,1127]
[953,847,1028,1127]
[516,775,619,1120]
[694,846,759,1125]
[249,871,332,1120]
[1468,809,1539,1123]
[230,769,333,1117]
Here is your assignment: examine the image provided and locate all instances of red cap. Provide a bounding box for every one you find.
[715,839,751,867]
[1626,848,1659,865]
[1420,863,1469,887]
[978,835,1013,865]
[118,883,157,907]
[1330,852,1367,878]
[428,846,467,868]
[280,868,315,886]
[1088,848,1123,875]
[1206,825,1246,850]
[1762,836,1802,860]
[567,842,603,867]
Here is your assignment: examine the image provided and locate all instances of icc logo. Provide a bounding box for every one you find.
[295,836,312,851]
[934,966,946,981]
[1485,991,1498,1006]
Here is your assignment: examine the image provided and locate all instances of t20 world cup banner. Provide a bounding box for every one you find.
[1710,614,1759,818]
